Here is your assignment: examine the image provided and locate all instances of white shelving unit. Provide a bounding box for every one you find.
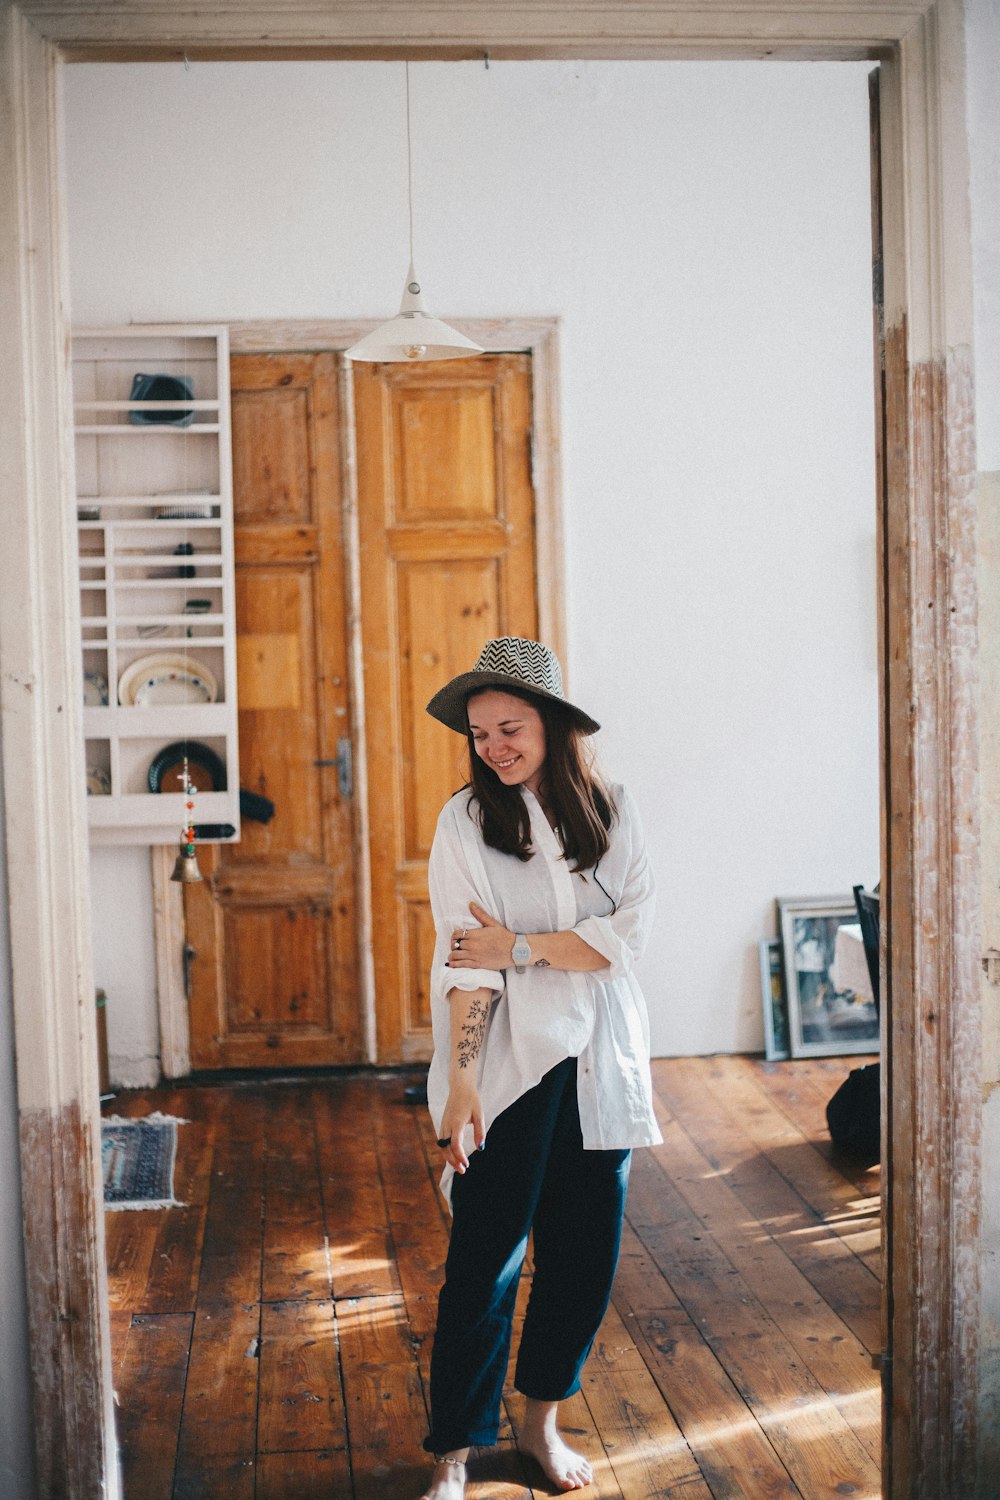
[73,325,240,846]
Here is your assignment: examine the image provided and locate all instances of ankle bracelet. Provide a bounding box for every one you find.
[434,1455,466,1468]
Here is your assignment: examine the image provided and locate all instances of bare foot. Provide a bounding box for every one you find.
[521,1401,593,1491]
[418,1454,467,1500]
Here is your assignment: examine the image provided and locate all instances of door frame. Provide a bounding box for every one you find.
[153,319,566,1074]
[0,5,981,1496]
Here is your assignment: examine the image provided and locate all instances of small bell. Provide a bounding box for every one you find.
[170,833,203,884]
[171,770,203,883]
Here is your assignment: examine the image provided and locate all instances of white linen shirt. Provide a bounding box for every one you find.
[426,781,663,1205]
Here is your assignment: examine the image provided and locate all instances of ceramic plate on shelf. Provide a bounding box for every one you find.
[118,652,218,707]
[133,670,214,707]
[83,670,109,707]
[86,766,111,796]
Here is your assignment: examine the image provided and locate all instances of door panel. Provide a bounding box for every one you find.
[231,386,313,523]
[398,557,502,857]
[355,354,539,1064]
[233,569,324,858]
[393,384,499,517]
[186,351,360,1067]
[224,906,328,1032]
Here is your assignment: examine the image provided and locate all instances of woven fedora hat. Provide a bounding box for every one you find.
[426,637,600,736]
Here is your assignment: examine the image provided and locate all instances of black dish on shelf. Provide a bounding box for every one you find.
[147,740,227,795]
[128,373,195,427]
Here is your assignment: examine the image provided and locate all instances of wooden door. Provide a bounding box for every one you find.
[354,354,539,1064]
[185,351,361,1067]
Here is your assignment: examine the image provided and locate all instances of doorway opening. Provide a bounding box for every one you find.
[0,8,981,1497]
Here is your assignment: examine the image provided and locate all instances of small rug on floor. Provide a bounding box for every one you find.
[101,1113,186,1210]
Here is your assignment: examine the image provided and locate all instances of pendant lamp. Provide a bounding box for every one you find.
[345,64,482,363]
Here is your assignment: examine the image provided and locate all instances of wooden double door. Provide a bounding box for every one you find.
[186,348,539,1067]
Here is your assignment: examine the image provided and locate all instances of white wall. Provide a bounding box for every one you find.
[90,848,160,1087]
[968,0,1000,472]
[64,58,880,1062]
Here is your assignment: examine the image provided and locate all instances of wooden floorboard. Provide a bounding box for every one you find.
[103,1056,881,1499]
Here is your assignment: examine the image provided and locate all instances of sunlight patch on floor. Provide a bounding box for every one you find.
[322,1233,394,1278]
[333,1294,408,1330]
[650,1383,880,1462]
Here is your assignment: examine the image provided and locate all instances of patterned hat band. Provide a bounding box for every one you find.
[425,636,600,736]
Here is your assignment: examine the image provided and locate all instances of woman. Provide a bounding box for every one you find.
[419,636,662,1500]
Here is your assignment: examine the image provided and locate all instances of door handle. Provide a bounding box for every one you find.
[182,942,196,1001]
[314,737,353,799]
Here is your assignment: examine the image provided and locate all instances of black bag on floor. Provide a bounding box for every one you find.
[825,1062,880,1167]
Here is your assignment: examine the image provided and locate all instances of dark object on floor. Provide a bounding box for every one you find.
[404,1079,428,1105]
[826,1062,881,1167]
[825,883,881,1166]
[239,788,276,823]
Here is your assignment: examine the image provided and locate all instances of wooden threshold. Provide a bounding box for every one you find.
[102,1055,881,1498]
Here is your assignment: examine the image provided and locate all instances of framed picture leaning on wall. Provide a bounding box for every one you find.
[758,938,790,1061]
[777,895,880,1058]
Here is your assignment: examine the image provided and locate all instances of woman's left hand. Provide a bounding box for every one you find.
[447,902,515,969]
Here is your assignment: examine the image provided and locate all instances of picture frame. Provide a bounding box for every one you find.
[758,938,790,1061]
[777,895,880,1058]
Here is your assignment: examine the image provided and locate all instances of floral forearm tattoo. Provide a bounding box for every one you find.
[456,993,490,1070]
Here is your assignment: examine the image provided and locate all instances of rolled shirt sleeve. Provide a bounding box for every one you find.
[572,788,656,982]
[428,800,506,1000]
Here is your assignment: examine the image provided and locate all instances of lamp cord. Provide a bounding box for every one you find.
[405,60,415,270]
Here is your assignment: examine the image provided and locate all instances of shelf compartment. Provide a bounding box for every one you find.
[84,739,112,797]
[74,324,238,846]
[117,731,230,794]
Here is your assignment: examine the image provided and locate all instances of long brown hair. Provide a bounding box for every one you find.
[464,689,615,870]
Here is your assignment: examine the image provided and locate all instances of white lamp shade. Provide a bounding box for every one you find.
[345,266,483,363]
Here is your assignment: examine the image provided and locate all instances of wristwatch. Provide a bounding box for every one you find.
[511,933,532,974]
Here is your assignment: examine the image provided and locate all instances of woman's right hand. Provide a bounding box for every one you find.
[437,1078,485,1174]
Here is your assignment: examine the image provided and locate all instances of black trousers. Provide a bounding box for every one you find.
[424,1056,631,1453]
